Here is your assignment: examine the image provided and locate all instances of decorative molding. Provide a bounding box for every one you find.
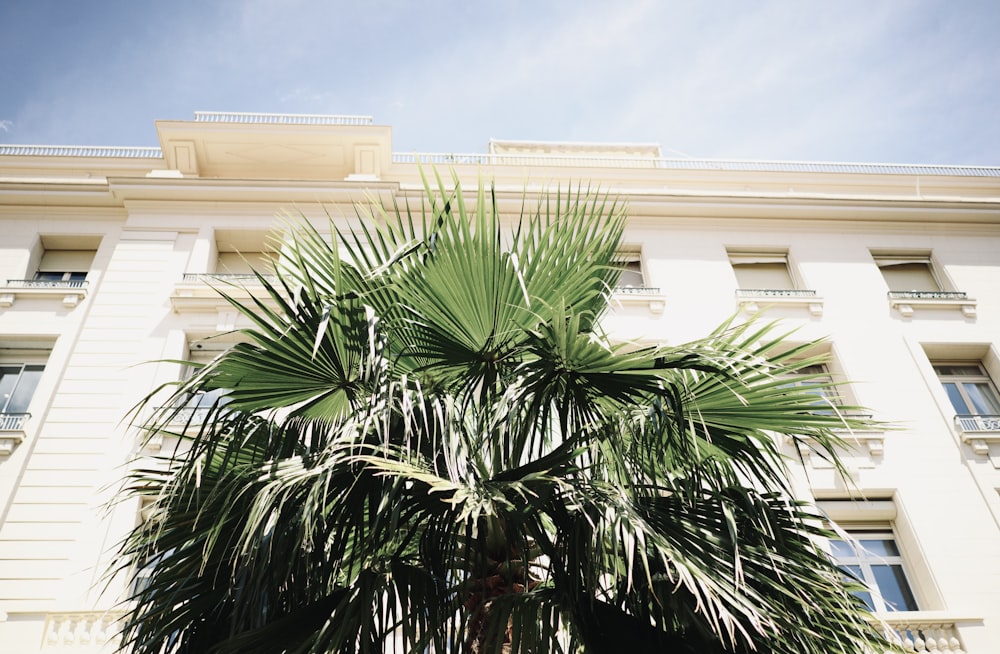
[42,611,123,650]
[888,291,977,318]
[736,289,824,316]
[613,287,665,314]
[0,281,88,308]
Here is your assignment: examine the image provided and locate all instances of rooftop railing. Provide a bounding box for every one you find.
[194,111,374,126]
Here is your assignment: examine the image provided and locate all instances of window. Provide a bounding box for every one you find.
[34,235,99,286]
[784,363,842,413]
[873,254,940,292]
[214,230,274,276]
[729,251,795,291]
[830,530,919,612]
[934,363,1000,416]
[613,251,645,289]
[0,363,43,420]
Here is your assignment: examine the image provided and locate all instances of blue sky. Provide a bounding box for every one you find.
[1,0,998,164]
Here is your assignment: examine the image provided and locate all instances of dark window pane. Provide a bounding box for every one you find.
[829,540,856,559]
[942,383,969,414]
[858,538,900,557]
[964,383,1000,414]
[871,565,918,611]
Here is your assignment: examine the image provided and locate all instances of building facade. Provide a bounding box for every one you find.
[0,112,998,652]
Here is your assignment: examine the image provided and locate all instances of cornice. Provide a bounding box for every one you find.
[107,176,400,204]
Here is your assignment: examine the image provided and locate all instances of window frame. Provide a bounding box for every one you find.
[728,251,797,292]
[933,362,1000,417]
[830,528,920,613]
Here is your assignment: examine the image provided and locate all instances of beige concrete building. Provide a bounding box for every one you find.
[0,112,998,652]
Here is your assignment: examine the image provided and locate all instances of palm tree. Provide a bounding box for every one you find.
[116,171,896,653]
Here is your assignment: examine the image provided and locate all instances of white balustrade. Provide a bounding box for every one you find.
[883,618,967,653]
[43,612,122,650]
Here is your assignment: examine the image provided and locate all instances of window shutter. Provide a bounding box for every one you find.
[38,250,96,272]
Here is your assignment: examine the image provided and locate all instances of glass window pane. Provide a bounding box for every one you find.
[871,565,919,611]
[617,261,644,287]
[942,383,970,414]
[6,366,43,413]
[963,383,1000,414]
[829,540,855,559]
[859,538,900,557]
[0,367,20,413]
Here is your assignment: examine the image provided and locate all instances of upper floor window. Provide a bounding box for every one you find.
[784,363,840,411]
[934,363,1000,417]
[729,249,822,315]
[873,254,940,293]
[0,350,47,447]
[830,530,919,613]
[613,250,645,289]
[34,235,99,286]
[873,251,976,317]
[0,363,43,416]
[729,251,795,291]
[215,229,275,276]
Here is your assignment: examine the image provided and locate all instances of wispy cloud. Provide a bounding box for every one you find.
[0,0,997,163]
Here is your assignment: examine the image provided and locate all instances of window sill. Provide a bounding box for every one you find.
[0,280,89,308]
[888,291,976,318]
[736,289,823,316]
[612,287,665,314]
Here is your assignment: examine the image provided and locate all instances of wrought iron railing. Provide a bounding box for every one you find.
[614,286,661,295]
[955,414,1000,432]
[888,290,969,300]
[735,288,817,298]
[156,406,212,426]
[0,413,30,431]
[181,273,277,283]
[5,279,88,289]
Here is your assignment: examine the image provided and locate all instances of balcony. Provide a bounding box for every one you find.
[953,414,1000,456]
[170,273,280,314]
[41,610,124,650]
[882,612,977,653]
[0,412,30,456]
[0,279,89,308]
[612,286,665,314]
[888,290,976,318]
[736,288,823,316]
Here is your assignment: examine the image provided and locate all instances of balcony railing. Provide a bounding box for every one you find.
[888,290,969,300]
[181,273,277,283]
[0,412,30,431]
[736,288,818,298]
[5,279,88,289]
[955,414,1000,432]
[883,615,969,653]
[614,286,661,295]
[156,406,212,426]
